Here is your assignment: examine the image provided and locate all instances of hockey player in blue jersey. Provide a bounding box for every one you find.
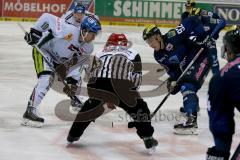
[189,7,226,75]
[142,23,211,135]
[141,11,226,134]
[181,0,196,21]
[206,25,240,160]
[181,0,226,75]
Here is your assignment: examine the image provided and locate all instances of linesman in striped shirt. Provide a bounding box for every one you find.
[67,33,158,151]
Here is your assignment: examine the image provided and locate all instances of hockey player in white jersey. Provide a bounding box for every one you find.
[22,13,101,127]
[61,2,99,27]
[61,2,99,106]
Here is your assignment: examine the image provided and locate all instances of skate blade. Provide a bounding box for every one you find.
[21,118,43,128]
[173,128,198,135]
[147,146,157,155]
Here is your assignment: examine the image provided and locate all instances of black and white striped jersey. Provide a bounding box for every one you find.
[91,46,142,87]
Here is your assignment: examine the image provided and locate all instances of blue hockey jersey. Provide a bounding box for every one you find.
[208,55,240,136]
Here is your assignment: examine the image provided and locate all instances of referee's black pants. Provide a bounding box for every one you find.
[68,77,154,139]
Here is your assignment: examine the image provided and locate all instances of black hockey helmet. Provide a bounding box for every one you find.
[142,25,161,41]
[223,25,240,55]
[185,0,196,7]
[189,7,202,16]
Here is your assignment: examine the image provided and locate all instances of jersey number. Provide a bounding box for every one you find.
[175,24,185,34]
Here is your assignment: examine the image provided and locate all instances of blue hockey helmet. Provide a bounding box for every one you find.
[80,16,101,34]
[74,3,86,14]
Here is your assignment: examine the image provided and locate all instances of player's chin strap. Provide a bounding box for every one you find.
[80,29,89,42]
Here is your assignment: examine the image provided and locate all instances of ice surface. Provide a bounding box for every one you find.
[0,22,239,160]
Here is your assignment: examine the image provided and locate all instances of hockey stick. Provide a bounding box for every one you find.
[231,143,240,160]
[18,22,87,107]
[128,47,204,128]
[152,79,168,92]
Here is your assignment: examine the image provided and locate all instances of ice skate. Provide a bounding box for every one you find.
[173,114,198,135]
[22,104,44,128]
[143,136,158,154]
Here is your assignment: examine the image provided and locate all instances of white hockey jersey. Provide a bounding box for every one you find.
[33,13,93,65]
[61,10,99,27]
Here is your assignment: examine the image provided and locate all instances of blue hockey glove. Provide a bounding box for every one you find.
[189,35,215,48]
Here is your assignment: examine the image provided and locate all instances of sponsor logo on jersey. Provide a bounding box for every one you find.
[221,57,240,76]
[56,17,61,32]
[195,58,208,81]
[64,33,73,41]
[165,43,174,51]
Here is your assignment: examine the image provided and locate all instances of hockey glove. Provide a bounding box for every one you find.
[189,35,215,48]
[63,77,79,97]
[200,35,215,48]
[167,78,180,95]
[24,28,42,45]
[206,147,230,160]
[55,63,68,80]
[63,84,78,97]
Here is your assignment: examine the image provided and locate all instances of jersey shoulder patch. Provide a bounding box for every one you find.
[64,33,73,41]
[167,29,176,38]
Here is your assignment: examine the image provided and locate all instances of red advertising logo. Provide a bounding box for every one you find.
[2,0,72,18]
[0,0,3,17]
